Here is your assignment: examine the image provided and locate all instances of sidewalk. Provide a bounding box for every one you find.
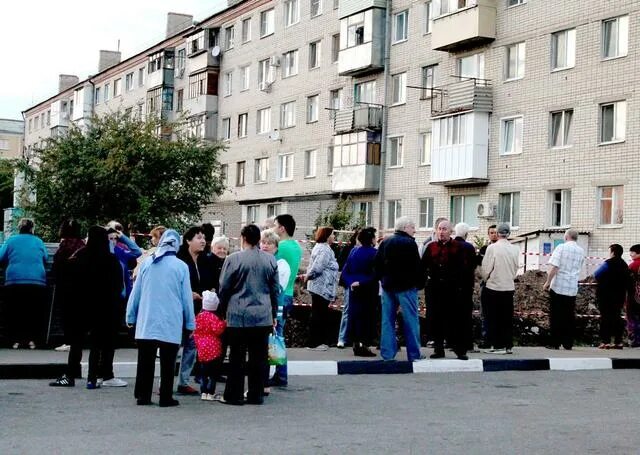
[2,346,640,379]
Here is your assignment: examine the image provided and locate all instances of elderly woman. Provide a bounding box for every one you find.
[210,236,230,293]
[304,226,339,351]
[126,229,195,407]
[0,218,48,350]
[219,224,279,406]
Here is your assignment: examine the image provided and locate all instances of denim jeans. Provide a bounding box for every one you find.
[178,331,197,386]
[380,288,421,361]
[337,288,350,345]
[272,295,293,384]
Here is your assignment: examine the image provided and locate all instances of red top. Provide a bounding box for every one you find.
[193,311,226,362]
[629,258,640,274]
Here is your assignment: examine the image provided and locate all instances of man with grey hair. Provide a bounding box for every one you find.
[543,229,584,350]
[481,223,520,354]
[454,222,478,352]
[374,216,423,362]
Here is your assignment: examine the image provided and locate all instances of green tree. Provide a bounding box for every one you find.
[314,196,354,231]
[21,113,225,240]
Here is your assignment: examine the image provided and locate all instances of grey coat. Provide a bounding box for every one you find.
[218,246,279,328]
[307,243,339,301]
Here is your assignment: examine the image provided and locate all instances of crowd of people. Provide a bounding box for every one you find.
[2,213,640,407]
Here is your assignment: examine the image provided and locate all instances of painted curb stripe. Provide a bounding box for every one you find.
[482,359,550,372]
[549,357,612,371]
[611,358,640,369]
[412,359,483,373]
[288,361,338,376]
[337,360,413,375]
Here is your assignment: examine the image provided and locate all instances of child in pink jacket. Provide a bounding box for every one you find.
[193,290,226,401]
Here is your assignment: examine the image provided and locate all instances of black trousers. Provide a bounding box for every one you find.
[5,284,47,345]
[134,339,179,404]
[224,326,270,404]
[199,357,223,394]
[549,290,576,349]
[484,287,514,350]
[426,282,467,356]
[598,298,625,345]
[347,285,376,347]
[309,292,330,347]
[87,325,116,382]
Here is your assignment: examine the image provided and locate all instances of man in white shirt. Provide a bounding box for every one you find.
[481,223,520,354]
[543,229,584,350]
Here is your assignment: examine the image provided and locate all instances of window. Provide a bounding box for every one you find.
[419,132,431,165]
[347,14,365,48]
[334,0,339,9]
[330,88,344,113]
[311,0,322,17]
[125,73,134,91]
[327,145,334,174]
[236,161,246,186]
[304,149,317,177]
[353,202,373,226]
[138,68,145,87]
[95,87,101,104]
[34,116,39,130]
[176,89,184,112]
[393,10,408,43]
[148,52,162,73]
[258,59,274,85]
[247,205,260,223]
[500,116,523,155]
[221,164,229,185]
[177,48,186,71]
[458,53,485,79]
[189,72,207,98]
[221,117,231,140]
[550,109,573,148]
[354,81,376,104]
[254,157,269,182]
[421,65,437,99]
[392,73,407,105]
[189,31,205,54]
[332,131,381,167]
[267,203,282,217]
[238,113,248,138]
[283,50,299,77]
[189,114,205,138]
[28,119,32,133]
[507,0,525,6]
[46,110,50,126]
[280,101,296,128]
[284,0,300,27]
[225,26,235,50]
[307,95,319,123]
[104,83,110,101]
[498,192,520,227]
[600,101,626,143]
[241,65,250,91]
[388,136,404,167]
[505,42,525,80]
[278,153,294,181]
[260,9,275,37]
[224,71,233,96]
[418,198,434,229]
[438,113,468,145]
[424,1,433,34]
[599,186,624,225]
[602,16,628,59]
[113,79,122,97]
[550,189,571,227]
[387,200,402,229]
[0,139,8,150]
[257,107,271,133]
[332,34,340,62]
[242,18,252,43]
[309,41,321,69]
[451,194,479,227]
[551,29,576,70]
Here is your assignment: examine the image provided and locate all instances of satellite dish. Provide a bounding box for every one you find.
[211,46,222,57]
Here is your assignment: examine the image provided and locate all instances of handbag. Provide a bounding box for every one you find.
[268,331,287,366]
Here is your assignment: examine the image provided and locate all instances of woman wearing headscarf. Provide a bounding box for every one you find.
[126,230,195,407]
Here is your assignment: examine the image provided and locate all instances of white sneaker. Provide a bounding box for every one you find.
[492,349,508,355]
[54,344,70,352]
[102,378,128,387]
[201,393,215,401]
[336,341,345,349]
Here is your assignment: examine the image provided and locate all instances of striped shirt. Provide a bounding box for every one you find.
[548,241,584,297]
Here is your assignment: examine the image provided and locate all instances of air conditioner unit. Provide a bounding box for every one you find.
[269,55,280,67]
[476,202,496,218]
[258,81,272,92]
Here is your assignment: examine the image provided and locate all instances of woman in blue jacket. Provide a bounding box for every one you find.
[0,218,48,349]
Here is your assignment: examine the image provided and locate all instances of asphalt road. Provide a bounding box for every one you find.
[2,371,639,454]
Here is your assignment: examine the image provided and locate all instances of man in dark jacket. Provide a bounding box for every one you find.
[454,222,477,352]
[374,216,423,362]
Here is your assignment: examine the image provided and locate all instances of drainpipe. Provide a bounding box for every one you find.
[377,0,392,234]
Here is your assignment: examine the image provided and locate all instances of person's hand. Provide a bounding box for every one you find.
[193,292,203,301]
[350,281,360,291]
[543,282,550,291]
[273,318,278,328]
[126,323,134,329]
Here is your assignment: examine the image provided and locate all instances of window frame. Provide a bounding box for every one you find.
[498,192,520,228]
[393,10,409,44]
[238,112,248,138]
[242,17,252,43]
[419,131,432,165]
[457,52,485,79]
[418,197,435,229]
[221,117,231,141]
[505,42,525,81]
[307,95,319,123]
[450,194,480,228]
[598,185,624,226]
[551,28,576,71]
[310,0,322,18]
[309,40,321,69]
[284,0,300,27]
[254,157,269,183]
[599,101,626,144]
[549,189,572,227]
[236,161,246,187]
[507,0,526,7]
[602,15,629,60]
[280,101,297,129]
[241,65,250,91]
[223,71,233,97]
[278,153,294,181]
[500,116,524,155]
[388,135,404,168]
[549,109,573,149]
[257,107,272,134]
[282,50,299,78]
[391,72,407,105]
[423,1,433,35]
[387,200,402,229]
[304,149,317,178]
[260,9,275,37]
[224,25,235,50]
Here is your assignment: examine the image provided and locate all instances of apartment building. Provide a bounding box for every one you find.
[0,119,24,160]
[23,0,640,258]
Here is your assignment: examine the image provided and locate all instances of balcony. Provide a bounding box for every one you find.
[333,105,382,134]
[188,50,220,74]
[182,95,218,117]
[49,100,69,128]
[332,165,380,192]
[147,68,175,89]
[430,78,492,118]
[338,42,384,76]
[338,7,385,76]
[430,111,489,186]
[431,0,496,52]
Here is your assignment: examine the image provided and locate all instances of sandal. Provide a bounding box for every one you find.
[28,341,36,350]
[597,343,609,349]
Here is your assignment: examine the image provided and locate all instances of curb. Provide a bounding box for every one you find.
[2,357,640,380]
